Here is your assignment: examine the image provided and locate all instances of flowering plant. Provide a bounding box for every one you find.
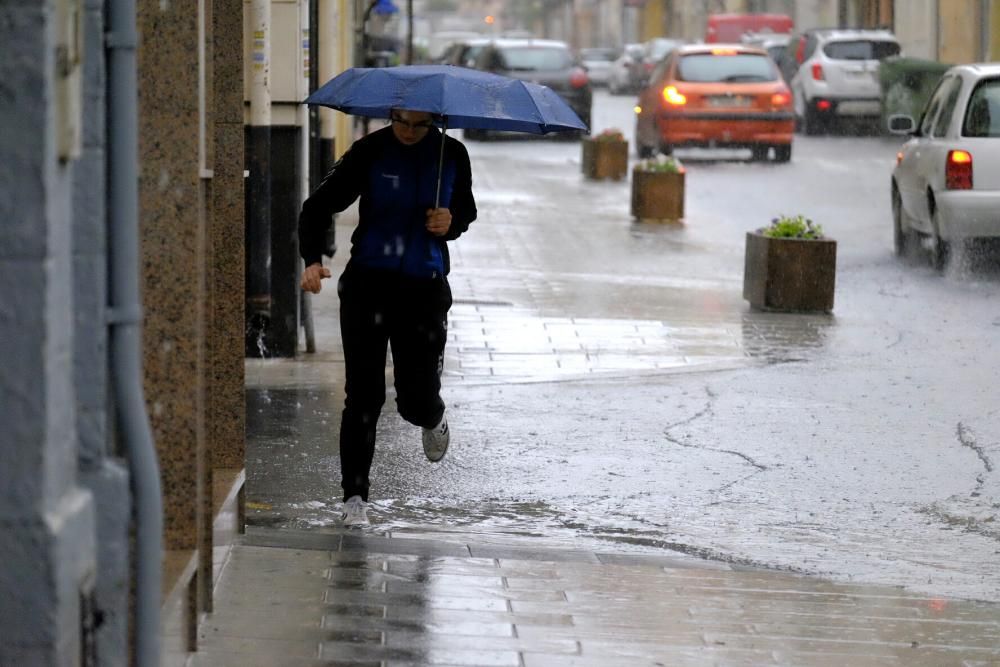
[593,128,626,142]
[635,155,683,174]
[761,215,825,239]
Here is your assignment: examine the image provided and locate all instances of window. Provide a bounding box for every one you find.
[823,39,900,61]
[677,54,778,83]
[931,77,962,137]
[919,77,951,136]
[499,46,573,71]
[963,78,1000,138]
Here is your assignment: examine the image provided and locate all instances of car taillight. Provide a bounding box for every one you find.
[569,68,589,88]
[812,63,824,80]
[946,149,973,190]
[771,92,791,107]
[662,85,687,106]
[896,151,904,165]
[816,99,832,111]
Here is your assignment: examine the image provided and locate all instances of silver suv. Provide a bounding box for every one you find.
[789,29,900,134]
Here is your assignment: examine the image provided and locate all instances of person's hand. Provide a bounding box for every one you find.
[425,208,452,237]
[301,263,331,294]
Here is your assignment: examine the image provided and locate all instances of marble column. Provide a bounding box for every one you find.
[136,0,208,591]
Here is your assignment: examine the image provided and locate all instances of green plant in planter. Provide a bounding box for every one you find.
[744,214,836,313]
[636,155,684,173]
[761,214,825,239]
[593,128,626,142]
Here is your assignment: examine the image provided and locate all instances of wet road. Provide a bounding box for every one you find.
[247,90,1000,603]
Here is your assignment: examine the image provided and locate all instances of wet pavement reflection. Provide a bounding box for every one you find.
[219,92,1000,665]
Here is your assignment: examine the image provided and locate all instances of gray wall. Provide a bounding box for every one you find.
[1,0,101,663]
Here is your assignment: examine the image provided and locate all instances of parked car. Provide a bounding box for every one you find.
[437,37,491,68]
[579,47,619,87]
[469,38,592,139]
[788,28,901,134]
[608,42,644,95]
[741,31,791,66]
[705,13,793,43]
[634,44,794,162]
[427,30,482,62]
[635,38,686,90]
[889,63,1000,269]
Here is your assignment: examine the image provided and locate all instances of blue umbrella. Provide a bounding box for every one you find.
[305,65,586,206]
[304,64,588,135]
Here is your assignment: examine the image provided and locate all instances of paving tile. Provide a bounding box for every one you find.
[195,533,1000,667]
[385,557,501,577]
[192,636,321,660]
[324,587,511,613]
[595,551,731,570]
[320,641,522,666]
[198,609,324,641]
[323,614,515,638]
[340,534,471,558]
[385,580,565,602]
[380,629,578,655]
[473,547,600,563]
[384,606,573,628]
[188,655,335,667]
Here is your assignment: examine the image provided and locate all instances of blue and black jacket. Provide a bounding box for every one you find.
[298,125,477,279]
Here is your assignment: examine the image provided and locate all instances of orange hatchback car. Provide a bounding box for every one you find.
[635,44,795,162]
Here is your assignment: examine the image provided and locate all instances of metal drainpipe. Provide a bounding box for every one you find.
[106,1,163,665]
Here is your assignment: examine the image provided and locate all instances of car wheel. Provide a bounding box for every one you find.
[658,142,674,157]
[750,145,769,162]
[804,103,825,136]
[773,144,792,162]
[891,185,913,257]
[930,206,951,271]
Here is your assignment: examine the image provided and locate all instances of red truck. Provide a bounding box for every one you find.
[705,13,793,43]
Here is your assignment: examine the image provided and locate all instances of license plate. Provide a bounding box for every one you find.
[707,95,750,108]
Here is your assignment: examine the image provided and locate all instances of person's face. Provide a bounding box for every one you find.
[390,110,434,145]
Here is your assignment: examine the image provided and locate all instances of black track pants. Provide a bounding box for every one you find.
[337,265,452,502]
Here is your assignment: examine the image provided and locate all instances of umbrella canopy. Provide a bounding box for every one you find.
[304,64,587,134]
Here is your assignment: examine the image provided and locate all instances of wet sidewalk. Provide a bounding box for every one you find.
[219,137,1000,665]
[191,526,1000,666]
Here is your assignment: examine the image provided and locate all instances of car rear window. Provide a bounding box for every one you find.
[677,53,778,83]
[581,48,617,62]
[499,47,573,71]
[823,40,900,61]
[963,78,1000,138]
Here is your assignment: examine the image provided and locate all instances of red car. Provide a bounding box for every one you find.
[634,44,795,162]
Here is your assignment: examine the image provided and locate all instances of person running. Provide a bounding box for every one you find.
[298,109,477,527]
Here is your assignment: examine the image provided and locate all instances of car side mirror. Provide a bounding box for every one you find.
[887,114,916,135]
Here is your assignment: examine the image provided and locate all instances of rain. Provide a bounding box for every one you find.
[246,89,1000,605]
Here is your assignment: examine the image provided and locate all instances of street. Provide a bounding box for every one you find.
[247,89,1000,604]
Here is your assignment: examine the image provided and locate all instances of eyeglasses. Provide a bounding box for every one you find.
[390,115,435,131]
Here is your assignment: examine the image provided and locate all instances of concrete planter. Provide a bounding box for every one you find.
[581,138,628,180]
[631,168,685,221]
[743,231,837,313]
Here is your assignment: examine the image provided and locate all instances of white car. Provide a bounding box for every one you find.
[579,47,619,87]
[608,43,643,95]
[890,63,1000,269]
[790,29,900,134]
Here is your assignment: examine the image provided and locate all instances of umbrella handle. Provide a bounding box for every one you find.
[434,117,448,210]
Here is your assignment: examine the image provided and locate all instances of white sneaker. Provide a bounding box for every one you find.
[422,416,450,462]
[341,495,369,527]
